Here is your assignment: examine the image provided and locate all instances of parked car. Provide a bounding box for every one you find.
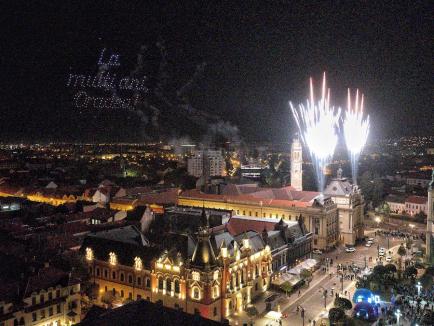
[368,237,374,242]
[313,249,323,255]
[386,256,392,262]
[345,247,356,253]
[365,242,372,247]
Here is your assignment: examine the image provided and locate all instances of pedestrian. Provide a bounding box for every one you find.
[298,289,301,297]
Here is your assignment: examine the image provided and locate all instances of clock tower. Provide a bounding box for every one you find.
[291,134,303,191]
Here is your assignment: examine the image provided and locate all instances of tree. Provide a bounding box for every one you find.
[397,245,407,278]
[300,268,312,280]
[384,263,397,274]
[328,307,346,325]
[334,297,352,311]
[403,266,417,279]
[280,282,293,297]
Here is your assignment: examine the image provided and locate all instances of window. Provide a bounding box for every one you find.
[193,287,200,299]
[128,275,133,284]
[213,307,218,316]
[137,294,142,300]
[146,278,151,288]
[40,309,45,319]
[255,283,258,291]
[96,268,100,277]
[89,266,93,275]
[104,269,108,278]
[112,271,116,280]
[120,273,125,282]
[104,286,108,292]
[129,292,132,299]
[255,212,258,217]
[158,277,164,290]
[192,271,200,281]
[32,313,37,322]
[166,280,172,292]
[48,292,52,301]
[32,297,36,305]
[134,257,143,271]
[121,290,124,297]
[137,277,142,286]
[49,307,53,316]
[174,279,180,293]
[109,252,117,265]
[194,308,200,315]
[40,294,45,304]
[56,304,61,314]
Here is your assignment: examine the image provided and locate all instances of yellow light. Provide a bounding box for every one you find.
[109,252,117,266]
[85,247,93,261]
[134,257,143,271]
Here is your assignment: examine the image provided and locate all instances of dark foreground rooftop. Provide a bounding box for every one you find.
[77,299,225,326]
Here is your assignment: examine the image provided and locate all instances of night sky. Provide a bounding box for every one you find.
[2,1,432,143]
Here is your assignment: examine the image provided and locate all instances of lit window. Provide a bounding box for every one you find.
[193,287,200,299]
[134,257,143,271]
[85,247,93,261]
[213,270,219,280]
[192,271,200,281]
[109,252,117,266]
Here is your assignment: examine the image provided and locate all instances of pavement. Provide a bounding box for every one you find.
[228,229,414,326]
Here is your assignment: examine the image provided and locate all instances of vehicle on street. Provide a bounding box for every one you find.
[386,256,392,262]
[379,251,385,257]
[313,249,323,255]
[365,242,372,247]
[368,237,374,242]
[345,247,356,253]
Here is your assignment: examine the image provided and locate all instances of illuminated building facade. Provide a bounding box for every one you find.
[179,185,338,250]
[323,168,364,246]
[187,150,226,178]
[0,264,81,326]
[81,219,272,322]
[290,135,303,191]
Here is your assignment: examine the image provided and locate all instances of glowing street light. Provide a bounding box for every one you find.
[416,281,422,296]
[394,309,402,325]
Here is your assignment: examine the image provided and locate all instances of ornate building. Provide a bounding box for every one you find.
[179,185,338,250]
[323,168,364,246]
[80,213,272,322]
[291,135,303,191]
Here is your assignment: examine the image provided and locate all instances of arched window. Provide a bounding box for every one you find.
[174,279,180,293]
[112,271,116,279]
[158,277,164,290]
[146,277,151,288]
[128,275,133,284]
[120,273,125,282]
[137,277,142,286]
[166,279,172,292]
[193,287,200,299]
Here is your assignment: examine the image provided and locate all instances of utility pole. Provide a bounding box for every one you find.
[323,289,327,308]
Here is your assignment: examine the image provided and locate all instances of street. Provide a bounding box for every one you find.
[230,228,415,326]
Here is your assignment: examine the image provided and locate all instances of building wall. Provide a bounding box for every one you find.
[405,201,427,215]
[178,196,338,250]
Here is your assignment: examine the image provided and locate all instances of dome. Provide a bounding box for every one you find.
[352,288,374,303]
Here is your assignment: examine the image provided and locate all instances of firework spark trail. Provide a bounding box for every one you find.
[290,73,341,192]
[343,89,370,185]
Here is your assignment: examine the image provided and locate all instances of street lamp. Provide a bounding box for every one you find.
[395,309,402,325]
[416,281,422,296]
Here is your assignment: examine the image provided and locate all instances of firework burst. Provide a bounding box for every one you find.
[343,89,370,185]
[290,73,341,192]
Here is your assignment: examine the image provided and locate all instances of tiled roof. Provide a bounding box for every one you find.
[405,196,427,204]
[77,299,221,326]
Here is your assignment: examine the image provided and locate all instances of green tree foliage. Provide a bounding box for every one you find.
[398,245,407,257]
[384,263,397,274]
[334,297,353,310]
[328,307,346,324]
[403,265,417,279]
[280,281,293,296]
[300,268,312,280]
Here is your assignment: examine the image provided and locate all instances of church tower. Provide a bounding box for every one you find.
[426,170,434,264]
[291,134,303,191]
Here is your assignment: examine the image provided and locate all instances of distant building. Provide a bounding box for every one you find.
[187,150,226,178]
[323,168,364,246]
[405,196,428,216]
[290,135,303,191]
[406,173,432,188]
[385,195,406,214]
[240,163,264,179]
[426,171,434,264]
